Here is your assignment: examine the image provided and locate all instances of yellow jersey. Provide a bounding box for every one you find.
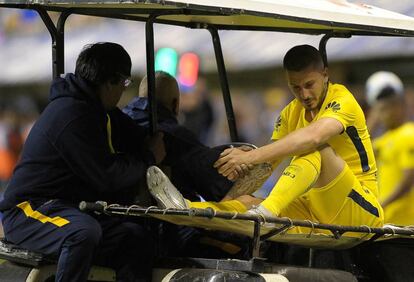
[373,122,414,225]
[271,83,378,196]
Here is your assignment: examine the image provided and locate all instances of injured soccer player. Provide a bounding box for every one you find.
[146,45,384,234]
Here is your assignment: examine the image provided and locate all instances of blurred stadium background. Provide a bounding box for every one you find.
[0,0,414,186]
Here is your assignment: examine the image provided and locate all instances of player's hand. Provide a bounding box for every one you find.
[214,147,252,179]
[238,146,255,170]
[238,145,254,152]
[226,163,251,181]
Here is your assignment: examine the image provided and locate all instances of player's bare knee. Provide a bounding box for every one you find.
[314,145,345,187]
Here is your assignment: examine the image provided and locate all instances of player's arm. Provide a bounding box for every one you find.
[215,117,343,176]
[270,155,283,170]
[249,117,342,164]
[381,169,414,208]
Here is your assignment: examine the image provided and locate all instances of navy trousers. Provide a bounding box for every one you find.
[2,199,154,282]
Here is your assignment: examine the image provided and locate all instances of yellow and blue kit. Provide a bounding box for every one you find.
[190,83,383,235]
[270,83,383,232]
[374,122,414,225]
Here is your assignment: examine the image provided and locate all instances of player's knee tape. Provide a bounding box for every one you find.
[261,151,321,215]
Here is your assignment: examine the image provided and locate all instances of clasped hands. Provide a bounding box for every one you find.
[214,146,255,181]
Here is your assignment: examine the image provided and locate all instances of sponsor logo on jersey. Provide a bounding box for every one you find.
[325,101,341,112]
[274,116,282,131]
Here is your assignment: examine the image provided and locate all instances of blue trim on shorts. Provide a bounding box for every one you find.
[348,189,379,217]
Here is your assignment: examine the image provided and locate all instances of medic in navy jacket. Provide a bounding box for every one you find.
[0,74,155,210]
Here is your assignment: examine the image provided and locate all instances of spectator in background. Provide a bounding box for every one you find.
[180,78,214,144]
[0,96,40,188]
[366,71,414,226]
[13,95,40,142]
[0,107,23,188]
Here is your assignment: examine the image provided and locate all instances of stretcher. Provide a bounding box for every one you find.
[1,201,413,281]
[79,202,414,256]
[75,202,414,281]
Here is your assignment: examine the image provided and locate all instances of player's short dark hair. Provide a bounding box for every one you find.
[283,45,324,72]
[75,42,131,86]
[377,86,400,102]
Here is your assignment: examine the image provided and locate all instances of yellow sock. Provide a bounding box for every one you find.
[189,200,247,213]
[261,151,321,215]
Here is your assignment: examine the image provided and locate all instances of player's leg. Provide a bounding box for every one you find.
[259,149,323,215]
[147,165,257,212]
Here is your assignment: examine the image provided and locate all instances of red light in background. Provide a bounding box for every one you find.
[178,53,199,87]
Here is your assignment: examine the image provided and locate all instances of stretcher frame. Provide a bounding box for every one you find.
[79,201,414,259]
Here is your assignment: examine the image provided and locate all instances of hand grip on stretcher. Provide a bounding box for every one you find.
[79,201,106,213]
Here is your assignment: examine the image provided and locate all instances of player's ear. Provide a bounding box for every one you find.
[323,68,329,83]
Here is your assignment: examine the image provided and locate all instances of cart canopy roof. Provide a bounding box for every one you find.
[1,0,414,36]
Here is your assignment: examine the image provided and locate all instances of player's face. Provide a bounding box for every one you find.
[286,66,328,112]
[376,97,405,129]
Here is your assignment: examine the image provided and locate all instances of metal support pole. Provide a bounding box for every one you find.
[53,11,71,78]
[145,10,187,135]
[208,27,239,142]
[36,8,70,79]
[145,15,158,135]
[318,34,330,68]
[251,220,261,258]
[319,32,352,68]
[35,8,59,79]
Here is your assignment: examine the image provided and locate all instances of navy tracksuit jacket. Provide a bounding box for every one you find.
[0,74,155,281]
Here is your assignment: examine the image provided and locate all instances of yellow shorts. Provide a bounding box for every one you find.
[280,164,384,237]
[383,192,414,226]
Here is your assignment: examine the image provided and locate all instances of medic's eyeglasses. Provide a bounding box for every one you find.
[123,78,133,87]
[117,73,133,87]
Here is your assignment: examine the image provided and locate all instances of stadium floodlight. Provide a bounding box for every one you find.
[155,47,178,77]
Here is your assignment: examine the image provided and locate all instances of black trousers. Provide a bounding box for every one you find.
[2,199,154,282]
[169,145,233,202]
